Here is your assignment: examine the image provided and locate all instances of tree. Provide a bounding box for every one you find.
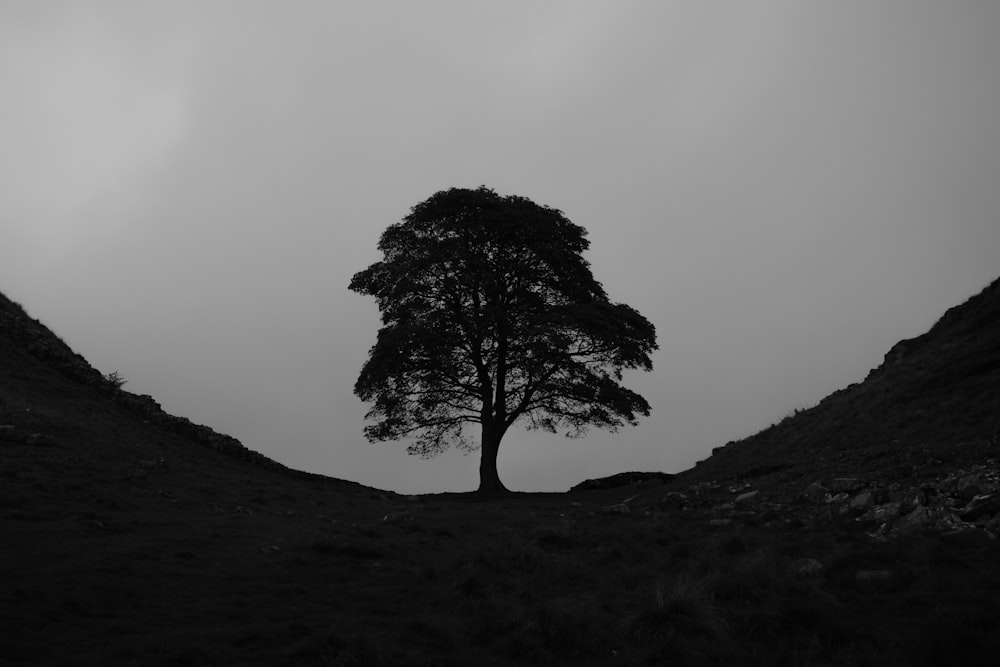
[349,186,657,494]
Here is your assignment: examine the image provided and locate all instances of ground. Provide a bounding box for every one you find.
[3,426,999,665]
[3,283,999,665]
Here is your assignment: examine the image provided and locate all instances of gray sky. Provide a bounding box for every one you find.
[3,1,999,493]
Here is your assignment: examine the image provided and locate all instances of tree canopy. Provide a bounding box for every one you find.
[349,186,657,494]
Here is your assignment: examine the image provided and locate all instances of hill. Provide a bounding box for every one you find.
[683,276,1000,487]
[2,283,999,665]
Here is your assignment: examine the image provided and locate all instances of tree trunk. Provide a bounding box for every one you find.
[477,423,509,495]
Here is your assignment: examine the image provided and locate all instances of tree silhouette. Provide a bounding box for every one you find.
[350,187,657,494]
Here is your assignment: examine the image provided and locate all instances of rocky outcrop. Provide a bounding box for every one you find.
[572,471,673,491]
[625,457,1000,542]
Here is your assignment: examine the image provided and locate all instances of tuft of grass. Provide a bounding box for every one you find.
[623,574,727,642]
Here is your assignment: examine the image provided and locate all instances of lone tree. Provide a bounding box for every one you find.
[350,187,657,494]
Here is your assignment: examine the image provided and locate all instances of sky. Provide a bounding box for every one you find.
[2,1,999,494]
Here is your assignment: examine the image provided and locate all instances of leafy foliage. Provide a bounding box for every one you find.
[350,186,657,471]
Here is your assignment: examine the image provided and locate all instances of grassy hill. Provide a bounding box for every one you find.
[684,276,1000,486]
[2,280,999,666]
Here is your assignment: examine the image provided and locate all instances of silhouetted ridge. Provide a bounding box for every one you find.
[0,291,289,471]
[687,276,1000,482]
[571,471,673,491]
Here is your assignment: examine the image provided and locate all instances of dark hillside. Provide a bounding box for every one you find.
[3,285,1000,666]
[683,276,1000,486]
[0,292,301,472]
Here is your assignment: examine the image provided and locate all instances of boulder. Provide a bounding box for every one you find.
[849,491,875,513]
[827,478,865,493]
[893,506,961,535]
[959,494,1000,522]
[802,481,829,504]
[956,473,992,500]
[734,490,759,505]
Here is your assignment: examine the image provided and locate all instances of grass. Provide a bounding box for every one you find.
[3,279,1000,665]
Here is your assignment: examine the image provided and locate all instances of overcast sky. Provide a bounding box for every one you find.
[3,1,999,493]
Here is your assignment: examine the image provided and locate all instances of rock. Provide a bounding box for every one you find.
[862,502,902,524]
[654,492,689,511]
[896,489,926,514]
[893,506,961,535]
[803,481,829,504]
[572,471,673,491]
[708,518,732,527]
[828,478,865,493]
[0,427,58,447]
[894,507,933,534]
[856,570,892,588]
[603,503,631,515]
[849,491,875,513]
[959,494,1000,522]
[956,474,991,500]
[789,558,824,576]
[734,490,759,505]
[874,487,893,504]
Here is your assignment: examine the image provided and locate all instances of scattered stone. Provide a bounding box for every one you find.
[803,481,829,504]
[734,490,759,505]
[603,503,631,516]
[893,506,960,535]
[959,494,1000,522]
[861,502,902,524]
[789,558,824,576]
[0,427,58,447]
[956,473,993,500]
[708,518,732,527]
[827,478,865,493]
[856,570,892,588]
[260,545,281,554]
[849,491,875,513]
[897,489,926,513]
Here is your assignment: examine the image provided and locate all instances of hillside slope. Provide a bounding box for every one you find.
[0,292,301,472]
[3,285,1000,665]
[682,276,1000,486]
